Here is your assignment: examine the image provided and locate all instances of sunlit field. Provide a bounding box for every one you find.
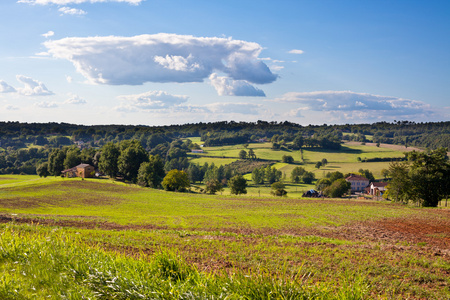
[0,176,448,299]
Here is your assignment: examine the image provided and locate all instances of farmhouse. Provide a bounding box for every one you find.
[61,164,95,178]
[345,174,370,193]
[369,182,389,195]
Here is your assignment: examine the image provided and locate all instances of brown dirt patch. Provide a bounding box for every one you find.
[0,180,136,208]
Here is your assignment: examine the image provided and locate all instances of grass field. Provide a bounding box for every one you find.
[190,141,407,181]
[0,176,449,299]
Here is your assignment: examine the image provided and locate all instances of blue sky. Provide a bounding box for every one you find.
[0,0,449,126]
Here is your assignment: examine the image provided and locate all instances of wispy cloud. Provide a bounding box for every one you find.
[41,31,54,38]
[209,73,265,97]
[5,105,19,111]
[274,91,434,118]
[206,102,263,115]
[0,80,17,93]
[115,90,188,112]
[59,6,86,15]
[65,93,86,104]
[44,33,278,95]
[35,101,58,108]
[288,49,304,54]
[16,75,53,96]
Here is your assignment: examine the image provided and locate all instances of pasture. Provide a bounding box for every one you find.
[0,176,449,299]
[191,140,408,180]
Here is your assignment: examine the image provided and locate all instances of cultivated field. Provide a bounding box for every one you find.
[0,176,448,299]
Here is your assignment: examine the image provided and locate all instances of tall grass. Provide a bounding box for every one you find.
[0,223,370,299]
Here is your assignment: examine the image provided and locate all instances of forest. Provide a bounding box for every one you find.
[0,120,449,175]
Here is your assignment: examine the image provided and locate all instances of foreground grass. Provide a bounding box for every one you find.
[1,177,449,299]
[0,223,369,299]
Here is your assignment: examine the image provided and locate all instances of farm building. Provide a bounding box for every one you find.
[369,182,389,195]
[61,164,95,178]
[345,174,370,193]
[191,149,204,153]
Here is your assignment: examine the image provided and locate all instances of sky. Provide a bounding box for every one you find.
[0,0,449,126]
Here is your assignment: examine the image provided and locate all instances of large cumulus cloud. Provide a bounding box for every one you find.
[44,33,278,94]
[275,91,431,116]
[209,73,265,97]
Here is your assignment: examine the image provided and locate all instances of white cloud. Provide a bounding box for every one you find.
[274,91,433,116]
[66,75,73,83]
[5,105,19,110]
[44,33,278,90]
[65,93,86,104]
[0,80,17,93]
[115,90,188,112]
[288,49,304,54]
[16,75,53,96]
[209,73,265,97]
[59,6,87,15]
[206,102,263,115]
[35,52,50,56]
[18,0,142,4]
[42,31,54,38]
[35,101,58,108]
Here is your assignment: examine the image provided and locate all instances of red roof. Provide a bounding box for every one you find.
[345,174,369,181]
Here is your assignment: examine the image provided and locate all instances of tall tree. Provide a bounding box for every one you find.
[118,140,149,183]
[162,169,190,192]
[48,148,66,176]
[137,155,165,188]
[99,142,120,178]
[229,174,247,195]
[406,148,449,207]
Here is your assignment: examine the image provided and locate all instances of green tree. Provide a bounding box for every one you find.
[302,171,315,184]
[316,178,331,191]
[386,161,411,204]
[315,161,322,169]
[252,168,264,184]
[381,168,389,179]
[36,162,50,178]
[321,158,328,166]
[406,148,450,207]
[118,140,149,182]
[63,147,81,169]
[48,148,66,176]
[282,155,294,163]
[326,171,344,183]
[291,166,306,183]
[204,179,223,195]
[99,142,120,178]
[271,182,287,197]
[229,174,247,195]
[239,150,247,159]
[248,148,256,160]
[162,169,190,192]
[358,169,375,182]
[265,166,282,184]
[324,178,351,198]
[137,155,165,188]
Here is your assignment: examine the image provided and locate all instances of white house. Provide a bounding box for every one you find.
[369,182,388,195]
[345,174,370,193]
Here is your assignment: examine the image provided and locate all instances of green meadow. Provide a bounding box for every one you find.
[0,176,449,299]
[191,140,406,180]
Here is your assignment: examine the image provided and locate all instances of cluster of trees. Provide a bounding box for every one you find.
[251,165,283,185]
[387,148,450,207]
[290,167,315,184]
[315,171,350,197]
